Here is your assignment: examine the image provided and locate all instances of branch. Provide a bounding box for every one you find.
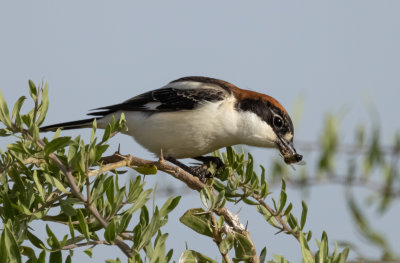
[97,152,259,263]
[22,157,45,166]
[22,131,133,258]
[210,213,231,263]
[98,153,204,191]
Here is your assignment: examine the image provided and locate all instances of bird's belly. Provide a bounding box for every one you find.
[119,106,237,158]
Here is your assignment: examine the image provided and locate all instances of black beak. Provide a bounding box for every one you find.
[276,138,303,164]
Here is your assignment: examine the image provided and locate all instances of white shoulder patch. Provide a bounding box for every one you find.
[165,81,228,93]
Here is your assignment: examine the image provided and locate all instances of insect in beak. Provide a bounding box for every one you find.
[276,138,303,165]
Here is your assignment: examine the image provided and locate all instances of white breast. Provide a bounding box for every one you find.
[100,97,240,158]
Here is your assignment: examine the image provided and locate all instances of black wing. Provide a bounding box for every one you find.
[87,87,227,117]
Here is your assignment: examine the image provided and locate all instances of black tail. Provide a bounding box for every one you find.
[40,118,97,132]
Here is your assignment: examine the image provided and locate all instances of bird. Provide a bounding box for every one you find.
[40,76,303,176]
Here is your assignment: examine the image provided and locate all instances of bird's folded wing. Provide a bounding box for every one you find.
[88,86,228,116]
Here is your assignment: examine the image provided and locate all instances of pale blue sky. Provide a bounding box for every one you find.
[1,1,399,262]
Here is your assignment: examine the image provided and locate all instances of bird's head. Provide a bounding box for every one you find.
[234,88,303,164]
[268,104,303,164]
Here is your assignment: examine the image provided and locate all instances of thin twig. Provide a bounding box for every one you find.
[284,176,400,198]
[296,141,400,156]
[61,240,108,250]
[32,87,40,124]
[85,157,91,204]
[252,194,299,240]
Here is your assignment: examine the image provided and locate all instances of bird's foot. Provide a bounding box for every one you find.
[193,156,225,170]
[189,156,225,182]
[188,166,213,183]
[165,157,217,183]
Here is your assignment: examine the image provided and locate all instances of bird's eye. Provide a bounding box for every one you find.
[273,116,283,129]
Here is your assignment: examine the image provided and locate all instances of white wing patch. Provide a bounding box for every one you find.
[144,102,162,110]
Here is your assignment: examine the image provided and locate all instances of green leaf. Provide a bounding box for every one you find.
[315,232,328,263]
[300,200,308,230]
[226,146,234,164]
[46,225,61,249]
[77,210,90,241]
[1,193,14,220]
[233,232,256,260]
[215,190,226,209]
[20,246,36,260]
[137,209,162,250]
[30,123,40,141]
[0,89,13,129]
[110,188,125,216]
[244,153,254,184]
[117,213,133,234]
[102,124,111,142]
[45,136,71,155]
[260,165,266,185]
[90,119,97,143]
[219,233,234,255]
[283,203,293,216]
[307,230,313,242]
[159,196,181,218]
[256,205,280,228]
[126,188,152,215]
[36,82,49,126]
[277,180,287,214]
[0,233,6,263]
[151,233,169,263]
[200,186,215,210]
[68,217,75,240]
[179,208,213,237]
[1,226,22,263]
[27,230,46,249]
[140,206,150,226]
[29,80,37,100]
[104,219,116,243]
[67,137,79,163]
[11,96,26,122]
[0,128,11,137]
[33,171,45,201]
[105,176,115,204]
[49,251,62,263]
[15,200,33,215]
[337,247,349,263]
[259,247,267,263]
[84,247,93,258]
[242,197,258,206]
[26,230,45,249]
[60,202,76,217]
[287,214,299,230]
[178,250,217,263]
[272,255,290,263]
[38,251,46,263]
[44,173,69,194]
[90,174,108,202]
[133,164,158,175]
[299,232,313,263]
